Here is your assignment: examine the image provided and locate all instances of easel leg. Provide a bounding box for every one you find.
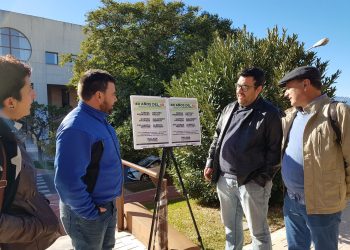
[148,148,169,250]
[169,148,205,249]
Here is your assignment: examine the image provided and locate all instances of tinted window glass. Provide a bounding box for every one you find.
[45,52,58,65]
[0,27,31,61]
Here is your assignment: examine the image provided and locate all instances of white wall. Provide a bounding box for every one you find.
[0,10,85,104]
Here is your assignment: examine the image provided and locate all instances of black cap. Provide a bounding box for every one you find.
[279,66,321,87]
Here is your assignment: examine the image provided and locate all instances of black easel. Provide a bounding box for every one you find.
[148,147,205,250]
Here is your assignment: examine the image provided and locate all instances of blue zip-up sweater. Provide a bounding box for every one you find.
[54,101,122,219]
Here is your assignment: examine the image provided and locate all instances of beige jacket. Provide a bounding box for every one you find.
[282,95,350,214]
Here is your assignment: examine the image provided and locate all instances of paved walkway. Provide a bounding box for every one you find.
[40,166,350,250]
[44,191,148,250]
[29,136,350,249]
[42,175,182,250]
[48,231,146,250]
[243,201,350,250]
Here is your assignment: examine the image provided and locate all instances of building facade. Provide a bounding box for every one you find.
[0,9,85,107]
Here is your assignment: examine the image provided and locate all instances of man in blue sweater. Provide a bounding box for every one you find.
[54,69,122,250]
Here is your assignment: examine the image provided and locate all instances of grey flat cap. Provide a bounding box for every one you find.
[279,66,321,87]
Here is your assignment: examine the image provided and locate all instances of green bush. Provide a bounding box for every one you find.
[169,143,219,206]
[116,118,160,164]
[270,172,284,206]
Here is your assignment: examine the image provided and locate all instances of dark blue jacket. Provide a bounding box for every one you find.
[205,97,282,186]
[54,101,122,219]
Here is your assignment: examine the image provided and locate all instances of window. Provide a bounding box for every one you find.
[0,27,32,61]
[45,51,58,65]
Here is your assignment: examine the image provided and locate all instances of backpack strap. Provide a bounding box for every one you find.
[328,100,348,169]
[281,108,297,157]
[0,137,8,212]
[328,100,342,145]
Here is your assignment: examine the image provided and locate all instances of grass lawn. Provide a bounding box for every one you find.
[146,199,284,250]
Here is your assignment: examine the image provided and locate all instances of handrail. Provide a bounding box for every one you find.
[122,159,159,179]
[117,159,168,249]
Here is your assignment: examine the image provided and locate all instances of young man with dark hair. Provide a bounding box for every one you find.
[204,67,282,250]
[280,66,350,250]
[1,55,61,249]
[0,55,32,107]
[54,69,122,250]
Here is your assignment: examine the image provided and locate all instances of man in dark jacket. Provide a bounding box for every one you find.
[204,67,282,250]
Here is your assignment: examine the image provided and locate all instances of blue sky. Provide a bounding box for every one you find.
[1,0,349,96]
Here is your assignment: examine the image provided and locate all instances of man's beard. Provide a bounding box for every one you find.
[99,101,113,114]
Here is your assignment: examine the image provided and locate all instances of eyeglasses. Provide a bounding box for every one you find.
[236,83,256,92]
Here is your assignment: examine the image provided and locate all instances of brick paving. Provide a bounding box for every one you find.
[124,185,181,203]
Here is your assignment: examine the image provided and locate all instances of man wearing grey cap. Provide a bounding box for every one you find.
[279,66,350,250]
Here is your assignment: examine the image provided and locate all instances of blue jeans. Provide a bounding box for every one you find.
[217,176,272,250]
[283,195,341,250]
[60,200,117,250]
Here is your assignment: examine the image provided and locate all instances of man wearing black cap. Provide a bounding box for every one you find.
[279,66,350,250]
[204,67,282,250]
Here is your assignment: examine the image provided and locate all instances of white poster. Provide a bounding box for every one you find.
[130,96,201,149]
[168,98,201,147]
[130,96,170,149]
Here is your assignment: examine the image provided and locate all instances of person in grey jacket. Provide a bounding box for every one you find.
[204,67,282,250]
[0,55,62,250]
